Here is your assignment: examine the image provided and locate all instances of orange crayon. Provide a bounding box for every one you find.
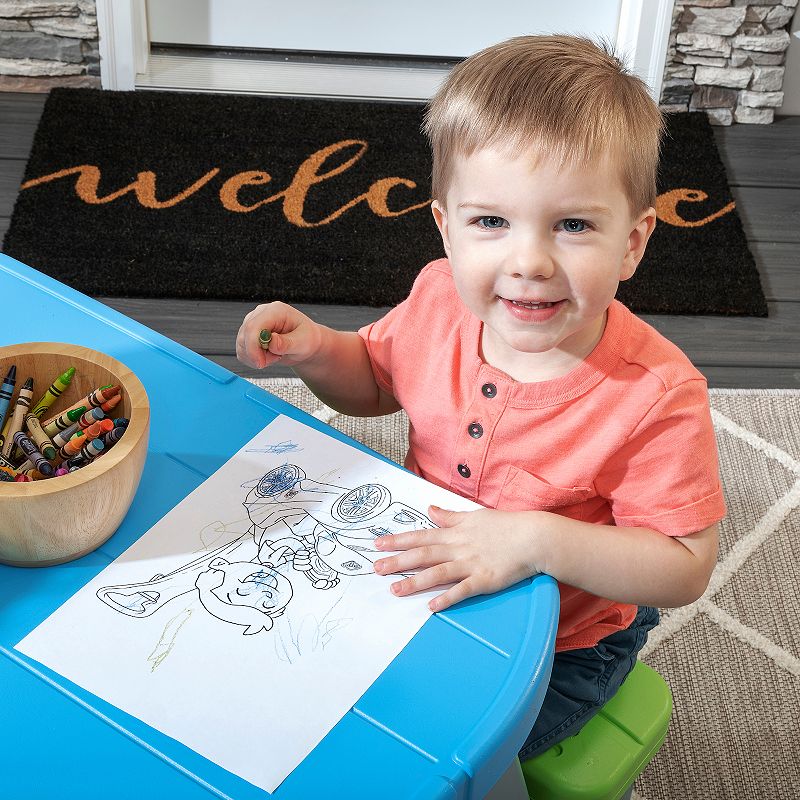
[58,432,87,460]
[100,394,122,414]
[83,419,114,440]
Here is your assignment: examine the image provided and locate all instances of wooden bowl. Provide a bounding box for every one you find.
[0,343,150,567]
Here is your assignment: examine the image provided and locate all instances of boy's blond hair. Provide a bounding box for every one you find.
[423,35,664,216]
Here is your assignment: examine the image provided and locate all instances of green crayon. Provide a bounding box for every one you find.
[30,366,75,418]
[42,405,87,438]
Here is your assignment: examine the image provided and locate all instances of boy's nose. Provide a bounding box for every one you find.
[507,238,555,280]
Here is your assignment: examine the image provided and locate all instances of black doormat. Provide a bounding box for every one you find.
[3,88,767,315]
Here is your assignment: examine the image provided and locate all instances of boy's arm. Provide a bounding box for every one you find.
[532,514,719,608]
[236,301,399,417]
[292,325,401,417]
[374,507,719,612]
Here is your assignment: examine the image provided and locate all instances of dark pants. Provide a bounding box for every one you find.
[519,605,660,761]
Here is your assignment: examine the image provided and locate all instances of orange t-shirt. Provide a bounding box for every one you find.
[358,259,726,651]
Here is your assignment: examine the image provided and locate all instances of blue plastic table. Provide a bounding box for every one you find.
[0,252,558,800]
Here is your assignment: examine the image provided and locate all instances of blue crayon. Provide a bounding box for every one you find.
[102,426,126,447]
[0,365,15,431]
[112,417,129,429]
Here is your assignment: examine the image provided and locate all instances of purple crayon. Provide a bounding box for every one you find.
[54,466,69,477]
[12,431,54,477]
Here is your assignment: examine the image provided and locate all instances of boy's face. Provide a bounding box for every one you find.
[432,146,656,382]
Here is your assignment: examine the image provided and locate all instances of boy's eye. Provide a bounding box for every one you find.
[476,216,507,229]
[562,219,589,233]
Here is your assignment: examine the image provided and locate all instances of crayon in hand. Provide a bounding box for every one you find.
[259,330,272,349]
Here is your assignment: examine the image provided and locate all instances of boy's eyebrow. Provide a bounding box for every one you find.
[457,201,614,216]
[457,201,500,210]
[558,203,614,217]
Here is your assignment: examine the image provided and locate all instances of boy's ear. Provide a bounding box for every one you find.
[431,200,452,258]
[620,207,657,281]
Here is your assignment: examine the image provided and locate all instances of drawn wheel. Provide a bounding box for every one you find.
[331,484,391,522]
[256,465,305,497]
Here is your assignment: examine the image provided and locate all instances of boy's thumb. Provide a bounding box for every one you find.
[428,505,460,527]
[267,331,290,356]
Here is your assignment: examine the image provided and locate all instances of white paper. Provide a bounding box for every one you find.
[16,414,480,793]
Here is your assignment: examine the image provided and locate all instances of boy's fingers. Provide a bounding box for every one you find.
[390,562,457,596]
[374,543,446,575]
[428,580,474,613]
[374,529,431,551]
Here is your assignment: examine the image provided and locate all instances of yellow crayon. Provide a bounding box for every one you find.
[24,413,57,461]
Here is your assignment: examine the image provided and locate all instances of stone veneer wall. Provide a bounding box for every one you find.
[661,0,798,123]
[0,0,100,91]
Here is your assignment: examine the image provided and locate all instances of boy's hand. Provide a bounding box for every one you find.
[373,506,542,612]
[236,302,324,370]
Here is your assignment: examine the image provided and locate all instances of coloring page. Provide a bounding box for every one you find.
[15,414,481,793]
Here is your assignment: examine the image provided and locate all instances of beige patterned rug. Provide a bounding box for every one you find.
[250,379,800,797]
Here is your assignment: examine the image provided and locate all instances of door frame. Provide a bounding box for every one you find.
[97,0,675,103]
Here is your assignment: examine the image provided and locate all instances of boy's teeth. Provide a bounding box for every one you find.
[511,300,554,309]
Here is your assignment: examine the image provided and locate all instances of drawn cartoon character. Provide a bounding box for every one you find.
[97,464,434,635]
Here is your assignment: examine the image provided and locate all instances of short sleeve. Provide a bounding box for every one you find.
[595,379,726,536]
[357,260,449,399]
[358,304,404,398]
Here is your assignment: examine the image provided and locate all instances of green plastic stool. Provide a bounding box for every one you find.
[520,660,672,800]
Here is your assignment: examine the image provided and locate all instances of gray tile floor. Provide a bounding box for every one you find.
[1,92,798,387]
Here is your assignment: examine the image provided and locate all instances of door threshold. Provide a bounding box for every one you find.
[136,51,450,101]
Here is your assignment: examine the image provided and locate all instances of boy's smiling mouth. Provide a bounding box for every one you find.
[499,296,566,321]
[509,299,557,309]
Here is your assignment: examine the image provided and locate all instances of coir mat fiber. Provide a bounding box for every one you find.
[3,88,767,315]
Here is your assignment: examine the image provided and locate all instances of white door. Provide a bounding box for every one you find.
[146,0,622,59]
[99,0,674,101]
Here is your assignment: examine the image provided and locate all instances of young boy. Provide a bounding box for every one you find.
[236,35,726,758]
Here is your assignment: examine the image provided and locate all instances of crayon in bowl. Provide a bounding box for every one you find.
[0,343,149,567]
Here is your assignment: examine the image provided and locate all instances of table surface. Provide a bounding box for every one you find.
[0,253,558,800]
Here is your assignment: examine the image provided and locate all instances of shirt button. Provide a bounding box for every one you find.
[468,422,483,438]
[457,463,471,478]
[481,383,497,398]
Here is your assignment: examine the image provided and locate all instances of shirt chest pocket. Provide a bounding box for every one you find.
[498,466,594,518]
